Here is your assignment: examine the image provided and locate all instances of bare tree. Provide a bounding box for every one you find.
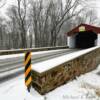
[87,10,98,25]
[0,0,6,8]
[16,0,29,48]
[6,0,33,49]
[30,0,84,47]
[6,6,21,49]
[73,9,99,26]
[0,17,8,49]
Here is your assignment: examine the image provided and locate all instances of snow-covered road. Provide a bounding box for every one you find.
[0,48,78,83]
[0,65,100,100]
[0,48,73,72]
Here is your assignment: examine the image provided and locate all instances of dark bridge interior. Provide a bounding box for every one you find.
[75,31,97,49]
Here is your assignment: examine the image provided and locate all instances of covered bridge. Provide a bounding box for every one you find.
[66,24,100,49]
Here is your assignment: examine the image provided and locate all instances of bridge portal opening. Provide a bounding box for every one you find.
[75,31,97,48]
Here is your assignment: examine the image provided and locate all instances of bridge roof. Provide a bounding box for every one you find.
[66,24,100,36]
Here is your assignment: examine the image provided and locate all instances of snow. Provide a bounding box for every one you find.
[97,34,100,46]
[32,46,100,73]
[0,67,24,78]
[0,65,100,100]
[0,48,71,77]
[0,74,44,100]
[0,48,69,60]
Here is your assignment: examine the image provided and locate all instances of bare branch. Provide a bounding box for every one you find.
[0,0,6,8]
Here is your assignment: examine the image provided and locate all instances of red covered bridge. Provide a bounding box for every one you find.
[65,24,100,48]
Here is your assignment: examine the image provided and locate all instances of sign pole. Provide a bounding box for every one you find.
[24,51,32,92]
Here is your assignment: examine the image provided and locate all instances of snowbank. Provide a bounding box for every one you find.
[0,65,100,100]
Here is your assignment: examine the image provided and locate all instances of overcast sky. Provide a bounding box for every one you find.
[0,0,100,19]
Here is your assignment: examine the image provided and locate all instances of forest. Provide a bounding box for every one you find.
[0,0,99,49]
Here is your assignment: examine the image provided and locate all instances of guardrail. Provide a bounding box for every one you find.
[0,46,68,55]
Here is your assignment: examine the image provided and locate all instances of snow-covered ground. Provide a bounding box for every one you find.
[0,65,100,100]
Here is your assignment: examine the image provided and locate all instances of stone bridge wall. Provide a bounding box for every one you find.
[31,47,100,95]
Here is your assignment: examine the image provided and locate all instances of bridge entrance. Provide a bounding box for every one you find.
[75,31,97,48]
[66,24,100,49]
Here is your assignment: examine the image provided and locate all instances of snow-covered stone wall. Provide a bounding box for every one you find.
[31,47,100,95]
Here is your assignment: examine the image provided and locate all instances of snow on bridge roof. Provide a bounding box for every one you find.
[66,24,100,36]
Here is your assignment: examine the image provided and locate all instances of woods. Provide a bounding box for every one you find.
[0,0,99,49]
